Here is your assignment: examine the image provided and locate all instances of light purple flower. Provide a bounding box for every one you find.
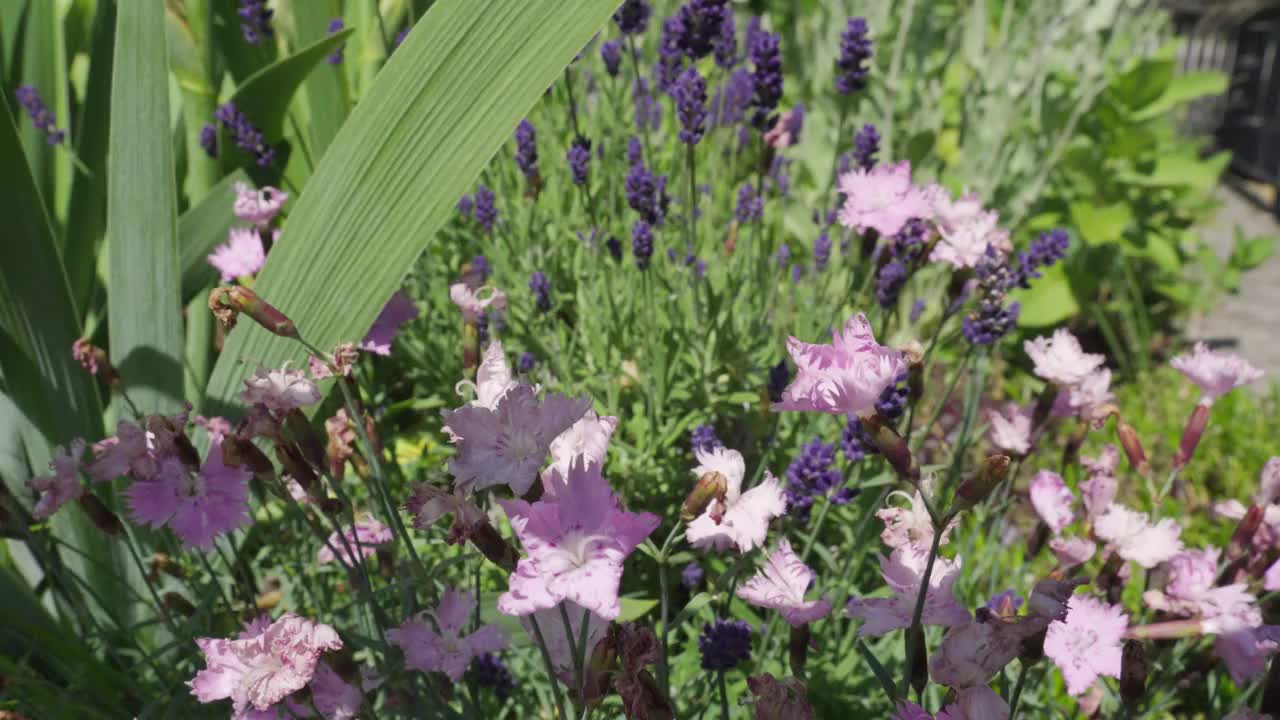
[774,312,906,417]
[240,365,322,411]
[125,443,250,550]
[1092,504,1183,568]
[937,686,1010,720]
[1029,470,1074,534]
[448,283,507,325]
[876,487,954,551]
[685,445,786,553]
[836,161,931,237]
[736,539,832,627]
[388,586,507,681]
[1081,445,1119,477]
[931,208,1010,269]
[1024,329,1105,387]
[929,619,1034,689]
[1043,594,1127,696]
[1048,536,1096,568]
[208,228,266,281]
[317,516,393,565]
[1051,367,1113,423]
[309,662,361,719]
[845,545,970,637]
[232,182,288,227]
[361,291,419,356]
[1170,342,1264,405]
[1143,547,1256,621]
[541,410,619,496]
[26,439,85,519]
[986,403,1032,455]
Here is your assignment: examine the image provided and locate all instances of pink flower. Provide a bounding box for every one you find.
[26,439,85,519]
[240,365,321,411]
[1143,548,1256,622]
[405,484,486,544]
[1079,475,1117,519]
[361,291,419,356]
[388,586,506,681]
[936,685,1010,720]
[930,619,1035,689]
[763,107,802,148]
[893,701,934,720]
[684,446,786,553]
[541,410,619,496]
[1081,446,1119,477]
[1260,457,1280,505]
[125,443,250,550]
[189,612,342,717]
[1049,537,1096,568]
[1052,367,1113,423]
[1170,343,1264,405]
[521,601,609,682]
[736,539,832,627]
[1210,611,1280,683]
[449,282,507,324]
[442,384,589,495]
[468,340,517,409]
[1093,504,1182,568]
[1024,329,1105,387]
[1266,557,1280,592]
[207,228,265,281]
[845,545,970,637]
[876,488,954,551]
[1029,470,1074,534]
[309,662,361,720]
[1043,594,1127,696]
[986,403,1032,455]
[498,458,658,620]
[232,182,288,227]
[317,516,393,565]
[774,313,907,417]
[308,342,359,380]
[931,209,1010,270]
[836,161,932,237]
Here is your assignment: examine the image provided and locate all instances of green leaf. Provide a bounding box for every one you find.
[1068,201,1132,245]
[1229,228,1278,271]
[293,0,350,157]
[1128,150,1229,192]
[1013,261,1080,327]
[229,27,355,144]
[178,168,250,302]
[107,0,183,414]
[1141,233,1182,274]
[619,597,659,621]
[1110,56,1175,113]
[200,0,624,416]
[1135,70,1228,121]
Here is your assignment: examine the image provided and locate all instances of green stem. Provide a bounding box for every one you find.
[529,615,571,720]
[1007,661,1030,718]
[881,0,918,161]
[717,670,730,720]
[899,516,946,699]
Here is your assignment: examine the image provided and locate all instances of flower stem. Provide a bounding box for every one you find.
[717,670,730,720]
[657,522,682,699]
[899,516,945,699]
[1007,661,1030,719]
[530,614,571,720]
[625,36,653,160]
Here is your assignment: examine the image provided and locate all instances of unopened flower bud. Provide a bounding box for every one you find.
[221,435,275,478]
[319,497,346,516]
[77,493,123,536]
[209,286,299,338]
[789,623,814,678]
[1229,505,1265,560]
[1124,619,1203,641]
[1116,420,1150,476]
[681,471,728,522]
[283,409,326,472]
[860,412,919,482]
[1120,640,1148,701]
[149,552,188,581]
[71,338,119,385]
[905,623,928,697]
[953,454,1010,511]
[583,630,619,707]
[470,521,519,572]
[1173,403,1211,468]
[163,592,197,617]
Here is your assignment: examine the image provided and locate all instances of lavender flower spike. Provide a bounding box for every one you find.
[748,29,783,130]
[673,66,709,145]
[15,86,65,145]
[835,18,873,95]
[238,0,274,45]
[326,19,346,64]
[214,103,275,167]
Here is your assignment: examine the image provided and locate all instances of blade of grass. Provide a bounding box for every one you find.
[293,0,349,157]
[167,0,220,203]
[15,0,58,221]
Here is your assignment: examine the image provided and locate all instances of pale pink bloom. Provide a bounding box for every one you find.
[986,403,1032,455]
[1081,446,1119,477]
[521,601,609,683]
[1049,537,1096,568]
[189,612,342,718]
[405,484,486,544]
[232,182,288,227]
[85,420,153,482]
[286,477,312,505]
[442,384,589,495]
[1261,457,1280,505]
[930,619,1035,689]
[448,282,507,324]
[836,161,932,237]
[1029,470,1074,534]
[1078,475,1117,519]
[240,365,321,412]
[498,458,658,620]
[26,439,85,519]
[1170,343,1264,405]
[1266,557,1280,592]
[125,444,250,550]
[1093,504,1183,568]
[1052,367,1113,423]
[308,342,359,380]
[763,107,800,148]
[1077,684,1104,717]
[936,685,1009,720]
[1024,329,1105,387]
[388,586,506,681]
[1210,610,1280,682]
[309,662,361,720]
[685,446,786,553]
[1043,594,1127,696]
[924,184,983,230]
[1143,547,1256,623]
[541,409,619,497]
[736,539,832,627]
[892,702,933,720]
[466,340,516,410]
[932,208,1010,269]
[774,312,906,417]
[317,516,393,565]
[876,488,954,551]
[845,545,970,637]
[207,228,265,281]
[361,291,419,356]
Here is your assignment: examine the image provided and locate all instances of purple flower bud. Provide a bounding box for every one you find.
[567,141,591,185]
[910,299,926,323]
[813,232,832,272]
[735,183,762,223]
[774,243,790,269]
[395,28,409,48]
[467,654,516,698]
[672,66,708,146]
[606,235,623,263]
[457,194,474,218]
[876,261,908,309]
[514,120,539,181]
[790,264,803,284]
[767,360,790,402]
[15,86,64,145]
[711,69,754,126]
[601,39,623,77]
[471,255,492,281]
[518,352,537,373]
[613,0,652,35]
[675,0,732,61]
[748,29,783,130]
[326,18,346,64]
[633,78,663,132]
[632,221,654,269]
[699,620,753,671]
[627,136,644,166]
[199,123,218,157]
[529,271,552,313]
[238,0,274,45]
[852,123,880,170]
[473,185,497,234]
[657,16,686,92]
[714,10,738,68]
[682,562,705,589]
[214,103,274,167]
[690,424,722,453]
[835,18,873,95]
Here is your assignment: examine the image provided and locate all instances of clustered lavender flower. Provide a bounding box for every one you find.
[606,235,623,263]
[773,243,790,270]
[471,255,492,281]
[734,183,762,223]
[626,163,668,225]
[875,218,929,308]
[813,232,832,272]
[15,86,64,144]
[518,352,537,373]
[674,0,732,61]
[657,16,686,91]
[199,124,218,157]
[601,40,623,77]
[714,11,737,68]
[567,140,591,185]
[467,654,516,699]
[626,137,644,166]
[834,17,873,95]
[962,230,1071,346]
[682,562,705,589]
[613,0,652,35]
[1013,228,1070,288]
[473,185,497,234]
[633,78,663,132]
[214,103,274,167]
[529,271,552,313]
[238,0,274,45]
[712,69,754,127]
[672,67,709,145]
[632,221,654,269]
[457,194,474,218]
[326,19,345,64]
[785,439,853,520]
[514,120,539,185]
[698,620,753,671]
[852,123,880,170]
[747,28,782,130]
[690,424,722,453]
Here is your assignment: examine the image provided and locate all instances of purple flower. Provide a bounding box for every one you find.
[790,265,803,283]
[214,103,275,167]
[15,86,66,145]
[962,296,1020,346]
[601,40,623,77]
[682,562,705,589]
[198,123,218,157]
[674,0,732,61]
[813,232,832,271]
[388,587,507,681]
[714,10,738,68]
[125,444,250,551]
[910,299,926,323]
[606,235,623,263]
[698,619,752,670]
[672,66,708,145]
[458,194,474,218]
[468,654,516,698]
[768,155,792,197]
[518,352,536,373]
[613,0,652,35]
[690,424,722,453]
[473,185,497,233]
[735,183,762,223]
[835,18,873,95]
[1014,228,1070,288]
[237,0,274,45]
[748,29,783,130]
[657,16,686,92]
[529,271,552,313]
[626,163,665,224]
[633,78,663,132]
[784,438,853,520]
[711,69,754,126]
[774,243,790,269]
[514,119,539,182]
[567,141,591,185]
[326,18,345,64]
[632,221,654,269]
[395,28,409,48]
[626,136,644,166]
[852,123,880,170]
[471,255,492,281]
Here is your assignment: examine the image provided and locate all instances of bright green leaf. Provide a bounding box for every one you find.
[1013,261,1080,327]
[620,597,659,621]
[229,27,355,144]
[1135,70,1228,121]
[1068,201,1132,245]
[1230,228,1278,271]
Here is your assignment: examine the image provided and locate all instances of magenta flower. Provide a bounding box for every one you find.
[520,601,609,682]
[1023,329,1104,387]
[936,685,1010,720]
[189,613,343,717]
[893,702,934,720]
[232,182,288,227]
[388,586,507,681]
[836,161,931,237]
[986,403,1032,455]
[448,282,506,324]
[443,383,589,495]
[876,487,954,551]
[684,445,786,553]
[361,291,419,356]
[125,443,251,550]
[26,439,85,519]
[1048,536,1096,568]
[930,618,1035,690]
[774,312,906,417]
[541,409,619,495]
[1143,547,1256,620]
[84,420,153,482]
[497,458,658,620]
[317,516,393,565]
[846,545,970,637]
[207,227,266,281]
[1043,594,1127,696]
[1029,470,1074,534]
[736,539,832,627]
[240,365,321,412]
[1093,504,1183,568]
[1170,343,1264,405]
[309,662,362,719]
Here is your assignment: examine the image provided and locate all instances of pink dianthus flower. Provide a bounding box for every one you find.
[845,545,970,636]
[1170,343,1264,405]
[736,539,832,627]
[836,161,931,237]
[388,586,506,681]
[774,312,906,417]
[1043,594,1127,696]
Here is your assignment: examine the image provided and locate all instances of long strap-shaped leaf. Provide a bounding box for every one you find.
[107,0,183,415]
[202,0,621,411]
